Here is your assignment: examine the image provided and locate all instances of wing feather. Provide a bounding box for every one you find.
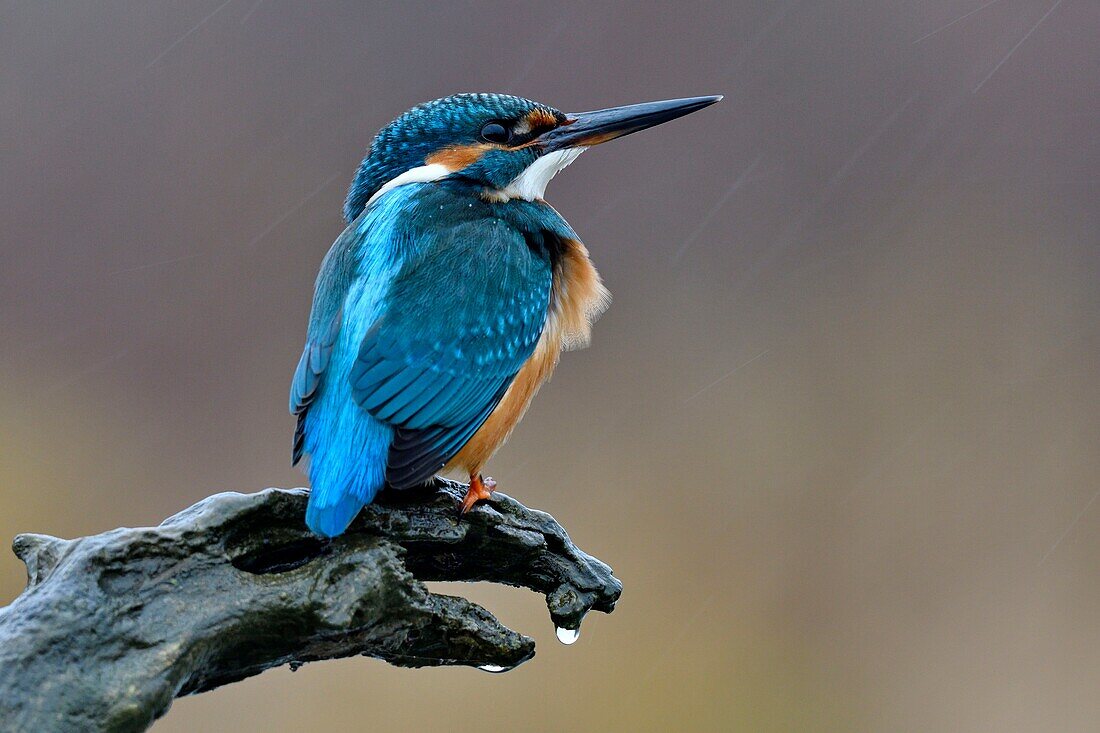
[290,309,342,465]
[349,218,551,488]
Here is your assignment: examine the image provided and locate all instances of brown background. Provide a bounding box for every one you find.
[3,1,1099,730]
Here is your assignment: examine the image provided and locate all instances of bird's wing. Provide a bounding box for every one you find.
[289,308,342,465]
[289,220,361,465]
[349,218,552,488]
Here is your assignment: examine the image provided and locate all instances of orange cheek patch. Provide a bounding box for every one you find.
[524,108,560,130]
[425,143,491,170]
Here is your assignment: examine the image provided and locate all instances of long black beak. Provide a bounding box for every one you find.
[540,95,723,151]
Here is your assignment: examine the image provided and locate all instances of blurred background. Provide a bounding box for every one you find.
[2,1,1099,730]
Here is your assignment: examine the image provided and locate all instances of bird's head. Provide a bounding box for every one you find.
[344,92,722,222]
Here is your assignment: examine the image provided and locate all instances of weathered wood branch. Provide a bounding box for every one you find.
[0,481,621,732]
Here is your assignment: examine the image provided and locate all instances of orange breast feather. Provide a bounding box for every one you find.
[446,238,609,474]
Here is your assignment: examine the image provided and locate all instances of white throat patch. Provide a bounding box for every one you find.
[499,147,586,201]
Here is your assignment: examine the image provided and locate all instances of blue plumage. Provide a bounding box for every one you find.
[291,92,720,536]
[293,180,559,536]
[292,188,406,536]
[352,201,553,489]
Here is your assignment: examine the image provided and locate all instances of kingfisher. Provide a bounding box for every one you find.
[290,92,721,537]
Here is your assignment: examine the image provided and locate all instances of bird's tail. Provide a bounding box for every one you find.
[301,408,393,538]
[306,488,367,538]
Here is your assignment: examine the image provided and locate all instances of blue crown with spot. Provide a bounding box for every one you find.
[344,94,562,222]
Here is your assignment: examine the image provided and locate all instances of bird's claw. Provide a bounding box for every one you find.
[460,474,496,514]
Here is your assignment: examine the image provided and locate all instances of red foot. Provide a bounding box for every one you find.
[460,474,497,514]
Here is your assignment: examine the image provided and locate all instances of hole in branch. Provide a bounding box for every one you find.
[231,536,330,575]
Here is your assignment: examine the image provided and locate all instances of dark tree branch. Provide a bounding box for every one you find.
[0,481,621,732]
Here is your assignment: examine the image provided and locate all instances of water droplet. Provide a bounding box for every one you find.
[289,661,303,672]
[555,626,580,645]
[477,664,508,673]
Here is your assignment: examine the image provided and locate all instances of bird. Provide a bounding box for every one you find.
[290,92,721,537]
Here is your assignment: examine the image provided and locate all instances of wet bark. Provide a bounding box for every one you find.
[0,481,621,732]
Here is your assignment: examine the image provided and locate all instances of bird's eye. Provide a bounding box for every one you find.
[480,122,512,144]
